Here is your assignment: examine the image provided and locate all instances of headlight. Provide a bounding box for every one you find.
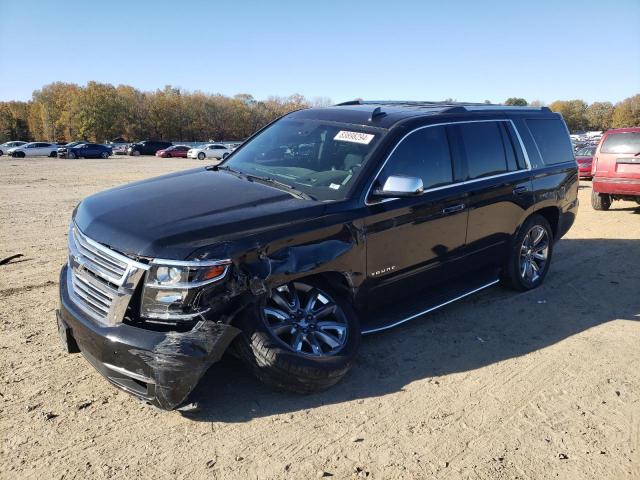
[140,259,231,322]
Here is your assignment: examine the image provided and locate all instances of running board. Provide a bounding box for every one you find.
[361,270,500,335]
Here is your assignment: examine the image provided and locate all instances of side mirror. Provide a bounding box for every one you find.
[373,175,424,198]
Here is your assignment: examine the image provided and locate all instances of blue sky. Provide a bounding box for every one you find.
[0,0,638,104]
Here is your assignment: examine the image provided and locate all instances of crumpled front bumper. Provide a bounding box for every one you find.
[57,265,241,410]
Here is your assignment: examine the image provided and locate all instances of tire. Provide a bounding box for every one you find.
[17,151,25,158]
[197,152,205,160]
[234,279,361,394]
[222,152,229,160]
[591,190,611,211]
[502,214,554,291]
[0,150,3,156]
[49,151,57,157]
[68,152,76,159]
[100,151,109,159]
[165,153,172,158]
[132,150,140,157]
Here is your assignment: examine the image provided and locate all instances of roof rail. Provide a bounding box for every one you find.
[334,100,550,112]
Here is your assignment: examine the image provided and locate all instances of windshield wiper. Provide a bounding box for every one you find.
[209,165,316,200]
[244,173,316,201]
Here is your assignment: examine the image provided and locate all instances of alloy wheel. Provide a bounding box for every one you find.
[519,225,549,283]
[263,282,349,357]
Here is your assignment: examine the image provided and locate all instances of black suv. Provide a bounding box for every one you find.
[56,101,578,410]
[127,140,173,156]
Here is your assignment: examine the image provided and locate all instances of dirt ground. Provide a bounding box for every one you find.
[1,156,639,480]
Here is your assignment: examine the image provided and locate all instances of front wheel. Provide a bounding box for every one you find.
[100,151,109,159]
[68,151,76,159]
[131,150,141,157]
[222,152,229,160]
[197,152,205,160]
[591,190,611,210]
[235,279,361,394]
[502,214,553,291]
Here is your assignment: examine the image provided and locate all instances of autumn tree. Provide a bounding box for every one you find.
[612,94,640,128]
[549,99,588,132]
[585,102,614,131]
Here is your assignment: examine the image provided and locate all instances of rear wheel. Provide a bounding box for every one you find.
[235,279,361,393]
[49,151,57,157]
[0,150,4,156]
[502,214,553,291]
[197,152,205,160]
[591,190,611,211]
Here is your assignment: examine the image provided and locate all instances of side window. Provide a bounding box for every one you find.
[459,122,509,180]
[526,118,574,165]
[379,125,453,190]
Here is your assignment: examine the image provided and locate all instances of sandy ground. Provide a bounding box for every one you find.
[1,156,639,480]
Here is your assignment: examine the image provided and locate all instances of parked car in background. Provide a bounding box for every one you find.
[66,143,113,159]
[0,140,27,156]
[187,143,231,160]
[127,140,172,156]
[56,101,577,410]
[156,145,190,158]
[591,127,640,210]
[8,142,58,157]
[112,144,129,155]
[575,146,595,180]
[57,141,89,158]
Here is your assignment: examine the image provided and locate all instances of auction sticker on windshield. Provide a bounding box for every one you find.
[334,130,375,145]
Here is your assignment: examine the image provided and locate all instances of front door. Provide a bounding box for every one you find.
[363,125,468,301]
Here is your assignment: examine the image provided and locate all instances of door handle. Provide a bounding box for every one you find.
[513,185,528,195]
[442,204,465,214]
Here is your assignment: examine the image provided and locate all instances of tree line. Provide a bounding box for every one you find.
[0,82,331,144]
[505,95,640,132]
[0,82,638,144]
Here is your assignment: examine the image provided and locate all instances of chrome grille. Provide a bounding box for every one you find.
[67,225,148,325]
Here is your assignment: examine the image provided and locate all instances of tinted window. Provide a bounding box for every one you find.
[526,118,574,165]
[459,122,509,179]
[600,132,640,154]
[379,126,453,189]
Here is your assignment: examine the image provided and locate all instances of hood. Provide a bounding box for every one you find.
[74,167,325,259]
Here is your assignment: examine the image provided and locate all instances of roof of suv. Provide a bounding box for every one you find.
[289,100,552,129]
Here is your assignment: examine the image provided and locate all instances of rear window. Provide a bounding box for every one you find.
[526,118,574,165]
[600,132,640,154]
[459,121,516,180]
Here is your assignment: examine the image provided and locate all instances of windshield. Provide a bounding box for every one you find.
[576,146,595,156]
[223,118,384,201]
[601,132,640,154]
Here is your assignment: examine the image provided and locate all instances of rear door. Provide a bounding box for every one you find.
[455,120,533,267]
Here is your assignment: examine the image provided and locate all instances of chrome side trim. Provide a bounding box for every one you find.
[364,119,532,206]
[361,279,500,335]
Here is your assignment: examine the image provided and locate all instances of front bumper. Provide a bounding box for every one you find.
[57,265,241,410]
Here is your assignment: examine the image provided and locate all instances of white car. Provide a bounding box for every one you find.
[187,144,231,160]
[8,142,58,158]
[0,141,27,156]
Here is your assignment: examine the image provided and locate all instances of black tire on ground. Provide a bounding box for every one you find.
[222,152,229,159]
[18,151,25,158]
[234,278,361,394]
[165,153,172,158]
[68,152,76,159]
[132,150,140,156]
[100,151,109,159]
[49,151,57,157]
[591,190,611,211]
[502,214,554,291]
[0,150,3,156]
[197,152,205,160]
